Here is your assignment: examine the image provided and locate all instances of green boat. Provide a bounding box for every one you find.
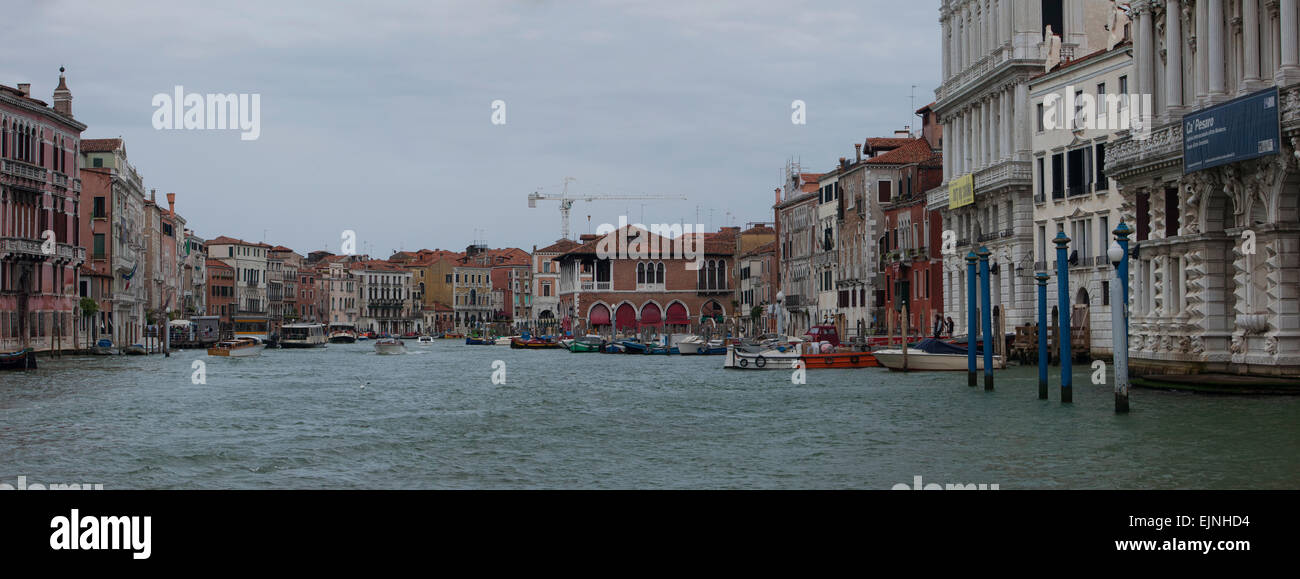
[568,336,604,353]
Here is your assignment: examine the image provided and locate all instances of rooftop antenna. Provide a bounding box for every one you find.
[909,84,917,135]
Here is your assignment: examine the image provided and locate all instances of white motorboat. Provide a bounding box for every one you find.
[678,336,727,355]
[373,337,407,355]
[207,337,265,357]
[415,336,435,345]
[494,336,515,346]
[872,338,1006,371]
[723,343,803,369]
[873,350,1005,371]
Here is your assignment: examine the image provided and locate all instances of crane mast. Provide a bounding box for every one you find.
[528,178,687,240]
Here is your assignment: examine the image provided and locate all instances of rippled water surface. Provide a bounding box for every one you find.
[1,341,1297,489]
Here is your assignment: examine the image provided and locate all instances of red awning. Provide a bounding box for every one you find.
[665,302,689,325]
[589,304,611,326]
[615,304,637,330]
[640,303,662,326]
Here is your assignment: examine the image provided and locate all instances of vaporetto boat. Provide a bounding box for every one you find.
[280,323,327,348]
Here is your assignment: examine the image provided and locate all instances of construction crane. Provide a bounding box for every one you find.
[528,177,687,240]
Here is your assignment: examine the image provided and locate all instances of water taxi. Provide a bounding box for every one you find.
[373,337,407,355]
[207,337,265,357]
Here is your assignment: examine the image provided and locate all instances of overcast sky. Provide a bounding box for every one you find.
[6,0,940,257]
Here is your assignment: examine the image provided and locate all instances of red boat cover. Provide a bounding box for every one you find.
[640,303,662,326]
[589,304,611,326]
[615,303,637,330]
[665,302,689,325]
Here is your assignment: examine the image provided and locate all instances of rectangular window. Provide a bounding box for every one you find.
[93,197,106,218]
[878,180,892,203]
[93,234,105,259]
[1165,187,1180,236]
[1036,157,1045,202]
[1051,153,1064,199]
[1037,103,1045,132]
[1095,143,1107,189]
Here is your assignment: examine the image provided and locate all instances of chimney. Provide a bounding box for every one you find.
[150,188,157,203]
[895,129,911,138]
[775,187,781,205]
[53,67,72,117]
[17,83,30,97]
[854,143,862,163]
[167,192,176,216]
[839,157,848,170]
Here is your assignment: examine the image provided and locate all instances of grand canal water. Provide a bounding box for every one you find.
[1,341,1297,489]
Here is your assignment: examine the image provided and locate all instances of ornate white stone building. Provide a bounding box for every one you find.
[1105,0,1300,376]
[934,0,1111,336]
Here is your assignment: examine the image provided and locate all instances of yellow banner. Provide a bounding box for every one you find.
[948,174,973,209]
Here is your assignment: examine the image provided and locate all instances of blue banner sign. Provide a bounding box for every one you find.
[1183,87,1280,174]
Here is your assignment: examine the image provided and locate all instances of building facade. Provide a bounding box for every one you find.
[935,0,1110,337]
[554,226,733,336]
[1029,39,1132,357]
[78,138,146,347]
[0,70,86,354]
[1105,0,1300,376]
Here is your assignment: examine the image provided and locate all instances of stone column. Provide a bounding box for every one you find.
[1209,0,1227,99]
[1281,0,1300,83]
[1016,82,1029,159]
[1196,0,1209,102]
[1137,2,1154,98]
[1244,0,1263,88]
[1002,86,1012,160]
[1168,0,1186,115]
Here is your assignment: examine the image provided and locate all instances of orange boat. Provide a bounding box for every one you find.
[800,351,880,369]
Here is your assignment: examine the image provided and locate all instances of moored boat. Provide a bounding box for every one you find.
[677,336,727,355]
[568,336,605,353]
[872,338,1005,371]
[206,337,265,357]
[494,336,515,346]
[800,351,880,369]
[280,323,328,348]
[510,337,562,349]
[465,336,494,345]
[90,338,117,356]
[374,337,407,355]
[0,347,37,370]
[723,343,803,369]
[123,344,148,355]
[416,336,435,344]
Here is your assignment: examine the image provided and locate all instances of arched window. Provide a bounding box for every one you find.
[707,260,717,290]
[656,262,665,284]
[637,262,646,284]
[717,259,726,289]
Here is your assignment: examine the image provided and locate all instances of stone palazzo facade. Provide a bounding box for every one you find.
[1106,0,1300,376]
